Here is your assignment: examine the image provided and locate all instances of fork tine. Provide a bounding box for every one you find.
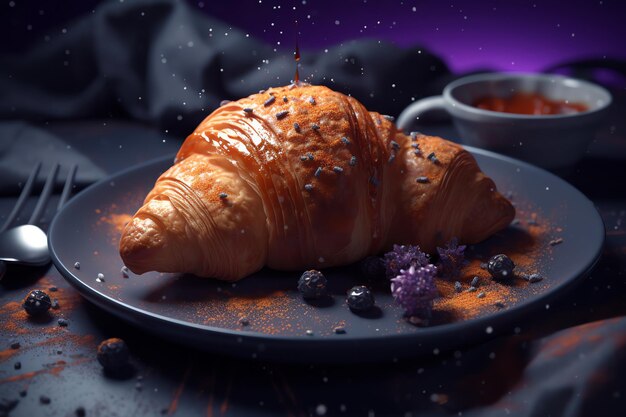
[57,164,77,211]
[28,163,59,225]
[0,162,42,233]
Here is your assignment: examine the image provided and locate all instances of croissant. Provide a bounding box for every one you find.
[120,84,515,281]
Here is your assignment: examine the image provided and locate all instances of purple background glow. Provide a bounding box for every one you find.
[195,0,626,73]
[2,0,625,74]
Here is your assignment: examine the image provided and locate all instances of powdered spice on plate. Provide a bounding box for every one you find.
[433,205,553,321]
[71,193,558,336]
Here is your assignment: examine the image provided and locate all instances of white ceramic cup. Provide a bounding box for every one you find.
[397,73,612,169]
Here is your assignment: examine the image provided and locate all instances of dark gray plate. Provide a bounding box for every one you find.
[49,147,604,362]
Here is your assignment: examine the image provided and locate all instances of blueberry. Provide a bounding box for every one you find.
[487,254,515,280]
[346,285,375,312]
[23,290,51,316]
[359,256,385,280]
[297,270,327,299]
[97,338,129,371]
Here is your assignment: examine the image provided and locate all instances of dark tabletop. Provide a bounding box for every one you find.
[2,0,626,414]
[1,110,626,417]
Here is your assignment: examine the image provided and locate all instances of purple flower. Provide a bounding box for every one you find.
[436,237,467,280]
[383,244,430,279]
[390,264,438,318]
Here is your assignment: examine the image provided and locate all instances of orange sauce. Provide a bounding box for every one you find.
[473,92,588,115]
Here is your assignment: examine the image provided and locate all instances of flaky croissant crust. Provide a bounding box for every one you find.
[120,84,514,280]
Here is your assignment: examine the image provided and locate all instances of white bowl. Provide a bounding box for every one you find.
[397,73,612,170]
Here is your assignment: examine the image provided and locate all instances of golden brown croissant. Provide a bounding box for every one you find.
[119,84,515,281]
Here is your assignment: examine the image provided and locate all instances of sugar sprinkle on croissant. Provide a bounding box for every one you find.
[120,83,515,281]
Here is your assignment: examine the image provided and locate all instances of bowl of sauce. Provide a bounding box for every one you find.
[397,73,611,170]
[473,92,588,115]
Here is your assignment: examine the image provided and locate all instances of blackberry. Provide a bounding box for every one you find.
[297,270,327,299]
[23,290,52,316]
[487,254,515,280]
[97,338,130,371]
[346,285,375,312]
[359,256,385,280]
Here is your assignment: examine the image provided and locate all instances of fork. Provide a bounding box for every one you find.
[0,162,77,280]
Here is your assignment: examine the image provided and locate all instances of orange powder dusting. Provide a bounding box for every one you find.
[0,301,33,336]
[98,213,133,245]
[435,272,519,321]
[167,364,192,416]
[0,345,20,362]
[0,276,84,347]
[0,357,90,385]
[432,205,552,321]
[200,290,295,335]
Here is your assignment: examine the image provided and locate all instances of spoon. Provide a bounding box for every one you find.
[0,224,50,266]
[0,163,76,282]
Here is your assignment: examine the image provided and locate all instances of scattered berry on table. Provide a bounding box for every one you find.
[297,270,327,299]
[97,338,130,372]
[487,254,515,280]
[346,285,375,312]
[23,290,52,316]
